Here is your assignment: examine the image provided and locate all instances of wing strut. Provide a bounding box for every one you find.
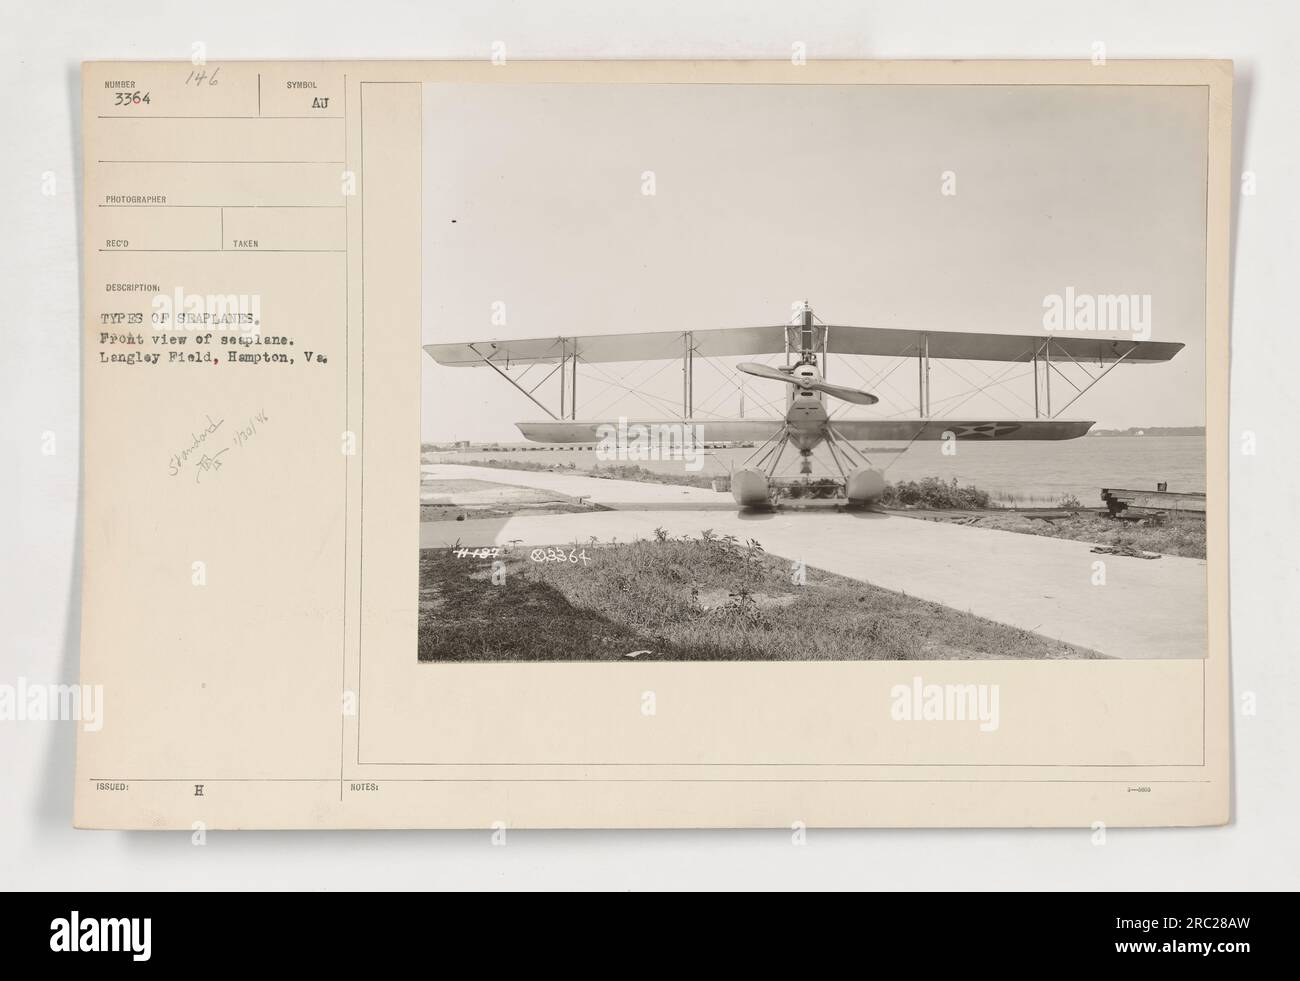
[469,343,558,421]
[1049,345,1137,418]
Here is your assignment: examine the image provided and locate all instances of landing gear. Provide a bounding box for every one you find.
[824,425,884,507]
[730,426,885,509]
[731,426,792,508]
[732,468,773,508]
[845,467,885,507]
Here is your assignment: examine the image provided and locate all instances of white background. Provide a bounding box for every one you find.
[2,0,1296,891]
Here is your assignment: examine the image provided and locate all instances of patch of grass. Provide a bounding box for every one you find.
[882,476,991,510]
[420,501,599,522]
[444,458,728,489]
[976,511,1206,559]
[782,477,842,499]
[453,457,578,473]
[589,462,726,490]
[417,533,1099,662]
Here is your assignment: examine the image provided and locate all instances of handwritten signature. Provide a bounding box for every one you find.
[193,449,229,481]
[167,414,224,478]
[168,409,269,483]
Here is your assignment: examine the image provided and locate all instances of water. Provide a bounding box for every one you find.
[428,435,1205,508]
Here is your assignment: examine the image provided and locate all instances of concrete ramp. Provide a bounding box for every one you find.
[422,463,729,508]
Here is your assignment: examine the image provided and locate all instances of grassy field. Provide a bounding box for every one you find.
[995,512,1205,559]
[418,532,1099,662]
[442,456,727,490]
[908,510,1206,559]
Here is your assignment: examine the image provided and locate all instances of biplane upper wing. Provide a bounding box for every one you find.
[424,327,786,367]
[517,418,1094,443]
[425,327,1181,367]
[826,328,1180,364]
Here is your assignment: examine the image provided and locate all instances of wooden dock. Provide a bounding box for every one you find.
[1101,486,1206,518]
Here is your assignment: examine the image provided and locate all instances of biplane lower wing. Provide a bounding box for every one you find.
[516,419,1094,443]
[517,420,785,443]
[426,330,1181,366]
[826,419,1094,441]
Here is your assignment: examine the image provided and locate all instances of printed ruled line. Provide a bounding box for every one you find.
[357,759,1204,768]
[87,777,1214,785]
[96,248,345,254]
[96,114,341,120]
[98,204,345,209]
[340,70,350,803]
[97,159,345,164]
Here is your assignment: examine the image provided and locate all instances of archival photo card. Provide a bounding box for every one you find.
[75,60,1230,829]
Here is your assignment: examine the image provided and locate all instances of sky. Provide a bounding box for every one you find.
[421,82,1208,443]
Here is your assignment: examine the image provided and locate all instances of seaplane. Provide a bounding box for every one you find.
[424,303,1183,508]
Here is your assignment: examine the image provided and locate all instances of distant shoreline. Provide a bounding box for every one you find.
[1086,427,1205,437]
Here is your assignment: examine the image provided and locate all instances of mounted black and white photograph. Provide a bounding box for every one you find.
[418,81,1208,663]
